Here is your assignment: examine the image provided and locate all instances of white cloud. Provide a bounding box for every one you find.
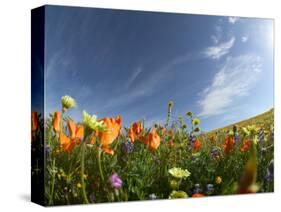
[211,25,223,44]
[125,67,143,88]
[198,54,262,117]
[100,53,193,111]
[203,37,235,60]
[228,17,239,24]
[241,36,248,42]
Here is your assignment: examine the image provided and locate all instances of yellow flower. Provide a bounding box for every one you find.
[192,118,201,126]
[169,190,188,199]
[61,95,76,110]
[168,167,190,179]
[83,110,105,131]
[77,183,82,188]
[215,176,222,184]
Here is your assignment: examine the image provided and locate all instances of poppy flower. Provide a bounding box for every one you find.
[31,112,39,132]
[128,121,143,143]
[223,136,235,154]
[53,111,61,133]
[241,139,250,152]
[89,135,96,145]
[96,115,122,155]
[166,140,175,148]
[192,193,204,198]
[145,128,161,152]
[168,129,174,137]
[59,120,84,153]
[193,139,202,151]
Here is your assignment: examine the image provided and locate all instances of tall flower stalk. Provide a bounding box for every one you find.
[165,101,174,128]
[80,141,89,204]
[97,148,105,183]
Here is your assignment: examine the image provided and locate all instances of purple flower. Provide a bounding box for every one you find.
[234,133,240,143]
[89,193,96,203]
[265,159,274,182]
[258,129,264,143]
[109,173,123,189]
[206,184,214,195]
[45,144,51,154]
[193,183,202,194]
[121,140,134,154]
[211,147,220,159]
[189,134,196,144]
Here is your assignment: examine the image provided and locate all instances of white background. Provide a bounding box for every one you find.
[0,0,279,211]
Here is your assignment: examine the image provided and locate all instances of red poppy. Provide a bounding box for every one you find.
[31,112,39,132]
[192,193,204,198]
[223,136,235,154]
[193,139,202,151]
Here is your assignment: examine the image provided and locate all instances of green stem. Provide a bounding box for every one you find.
[81,142,89,204]
[98,149,105,183]
[48,158,56,205]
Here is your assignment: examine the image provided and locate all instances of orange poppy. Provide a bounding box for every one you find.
[193,139,202,151]
[97,115,122,155]
[166,140,175,148]
[59,120,84,153]
[241,139,250,152]
[143,128,161,152]
[89,134,96,145]
[132,121,142,135]
[168,129,174,137]
[128,121,143,143]
[223,136,235,154]
[53,111,61,133]
[31,112,38,132]
[192,193,204,198]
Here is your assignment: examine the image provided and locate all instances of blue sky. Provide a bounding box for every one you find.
[44,6,274,131]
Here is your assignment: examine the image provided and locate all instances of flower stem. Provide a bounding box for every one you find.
[81,142,89,204]
[48,158,56,205]
[98,149,104,183]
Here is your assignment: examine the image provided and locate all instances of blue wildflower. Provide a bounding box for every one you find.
[258,129,264,143]
[234,133,240,143]
[211,147,220,159]
[206,184,214,195]
[265,159,274,182]
[189,134,196,145]
[121,140,134,154]
[193,184,202,194]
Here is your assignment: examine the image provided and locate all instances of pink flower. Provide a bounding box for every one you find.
[109,173,123,189]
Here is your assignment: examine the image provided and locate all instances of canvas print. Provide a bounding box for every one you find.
[31,5,274,206]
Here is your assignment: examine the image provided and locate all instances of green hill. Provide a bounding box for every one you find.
[208,108,274,134]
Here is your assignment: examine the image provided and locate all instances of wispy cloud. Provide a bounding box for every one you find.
[228,17,239,24]
[210,25,223,44]
[46,47,76,79]
[125,67,143,88]
[198,54,262,117]
[100,53,193,111]
[241,36,249,42]
[203,36,235,60]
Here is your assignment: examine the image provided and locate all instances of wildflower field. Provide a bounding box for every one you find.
[31,96,274,206]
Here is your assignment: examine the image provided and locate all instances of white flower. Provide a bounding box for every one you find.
[61,95,76,110]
